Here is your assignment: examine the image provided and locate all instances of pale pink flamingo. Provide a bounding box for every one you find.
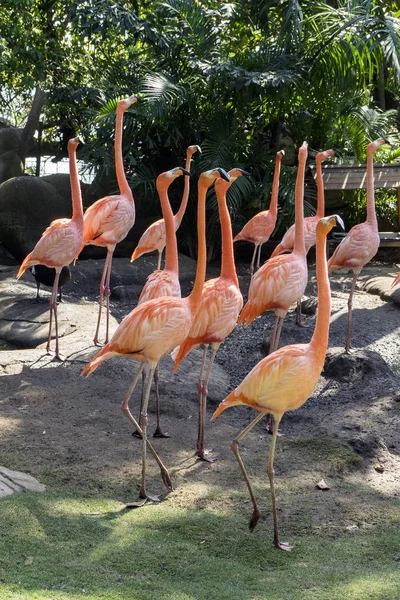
[328,138,389,353]
[238,142,309,354]
[271,148,334,326]
[77,95,137,346]
[173,168,248,461]
[234,151,284,275]
[271,149,334,258]
[135,166,190,439]
[131,144,201,270]
[212,214,344,551]
[82,168,230,502]
[16,137,83,360]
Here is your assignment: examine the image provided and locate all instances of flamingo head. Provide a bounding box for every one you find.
[369,137,391,153]
[118,96,138,111]
[316,148,335,164]
[187,145,202,158]
[317,214,345,236]
[157,166,191,190]
[227,168,250,182]
[68,136,81,150]
[200,168,230,186]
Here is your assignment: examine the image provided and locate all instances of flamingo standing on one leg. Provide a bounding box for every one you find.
[131,144,201,270]
[135,166,191,439]
[82,167,230,502]
[328,138,389,353]
[233,151,284,276]
[238,142,309,354]
[212,214,344,551]
[16,137,83,360]
[173,168,249,462]
[77,95,137,346]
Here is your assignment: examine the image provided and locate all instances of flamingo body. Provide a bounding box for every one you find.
[80,194,135,252]
[138,269,181,304]
[328,222,379,274]
[271,217,320,257]
[238,252,308,326]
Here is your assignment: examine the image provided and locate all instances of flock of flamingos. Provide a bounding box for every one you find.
[15,95,399,551]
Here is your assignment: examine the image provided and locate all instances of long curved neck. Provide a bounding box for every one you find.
[157,183,178,274]
[366,147,378,230]
[315,159,325,218]
[293,150,306,254]
[189,179,208,307]
[175,151,192,225]
[310,227,331,353]
[216,182,238,284]
[115,107,133,201]
[268,154,282,217]
[68,146,83,223]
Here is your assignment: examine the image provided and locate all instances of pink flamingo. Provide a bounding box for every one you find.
[234,151,284,275]
[135,165,190,439]
[328,138,389,353]
[271,148,335,326]
[212,214,344,551]
[392,273,400,288]
[238,142,309,354]
[131,144,201,270]
[173,168,248,461]
[82,167,230,502]
[271,149,334,258]
[78,95,137,346]
[16,137,83,360]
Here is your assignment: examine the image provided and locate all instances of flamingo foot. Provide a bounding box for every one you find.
[160,468,173,491]
[197,448,215,463]
[295,318,308,328]
[93,339,104,347]
[249,508,261,532]
[345,346,355,354]
[132,429,142,438]
[153,427,171,439]
[47,349,65,362]
[275,541,294,552]
[126,494,161,507]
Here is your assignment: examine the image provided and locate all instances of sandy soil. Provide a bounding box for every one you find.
[0,254,399,534]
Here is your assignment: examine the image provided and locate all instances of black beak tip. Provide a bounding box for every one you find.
[218,168,230,182]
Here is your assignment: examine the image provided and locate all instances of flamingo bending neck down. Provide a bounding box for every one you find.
[238,142,309,355]
[328,137,389,353]
[82,167,230,503]
[16,137,83,360]
[173,168,249,461]
[212,213,344,551]
[234,151,284,276]
[78,95,137,346]
[131,144,201,270]
[134,166,191,439]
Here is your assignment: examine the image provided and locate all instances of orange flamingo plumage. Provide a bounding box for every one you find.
[328,138,389,353]
[212,213,344,551]
[135,166,191,439]
[234,151,284,276]
[17,137,83,360]
[270,149,334,258]
[78,95,137,346]
[131,144,201,270]
[82,167,230,502]
[238,142,309,354]
[173,168,248,461]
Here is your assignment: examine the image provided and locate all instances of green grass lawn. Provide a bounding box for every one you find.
[0,490,399,600]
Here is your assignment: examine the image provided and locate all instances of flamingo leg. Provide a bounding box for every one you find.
[196,345,208,457]
[256,243,263,271]
[46,270,63,360]
[121,363,172,494]
[153,366,170,438]
[267,414,292,551]
[295,298,305,327]
[270,316,285,354]
[345,271,359,353]
[104,250,114,345]
[230,412,266,530]
[157,249,162,271]
[132,368,146,438]
[249,244,258,277]
[94,249,113,346]
[197,344,219,462]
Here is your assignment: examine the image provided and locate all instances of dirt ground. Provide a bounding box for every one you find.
[0,252,399,534]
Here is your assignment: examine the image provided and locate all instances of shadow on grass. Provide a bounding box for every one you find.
[0,491,399,600]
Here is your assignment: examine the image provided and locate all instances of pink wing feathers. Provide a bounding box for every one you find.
[80,195,135,252]
[328,222,380,273]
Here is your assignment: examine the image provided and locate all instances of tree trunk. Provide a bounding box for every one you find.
[18,85,47,166]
